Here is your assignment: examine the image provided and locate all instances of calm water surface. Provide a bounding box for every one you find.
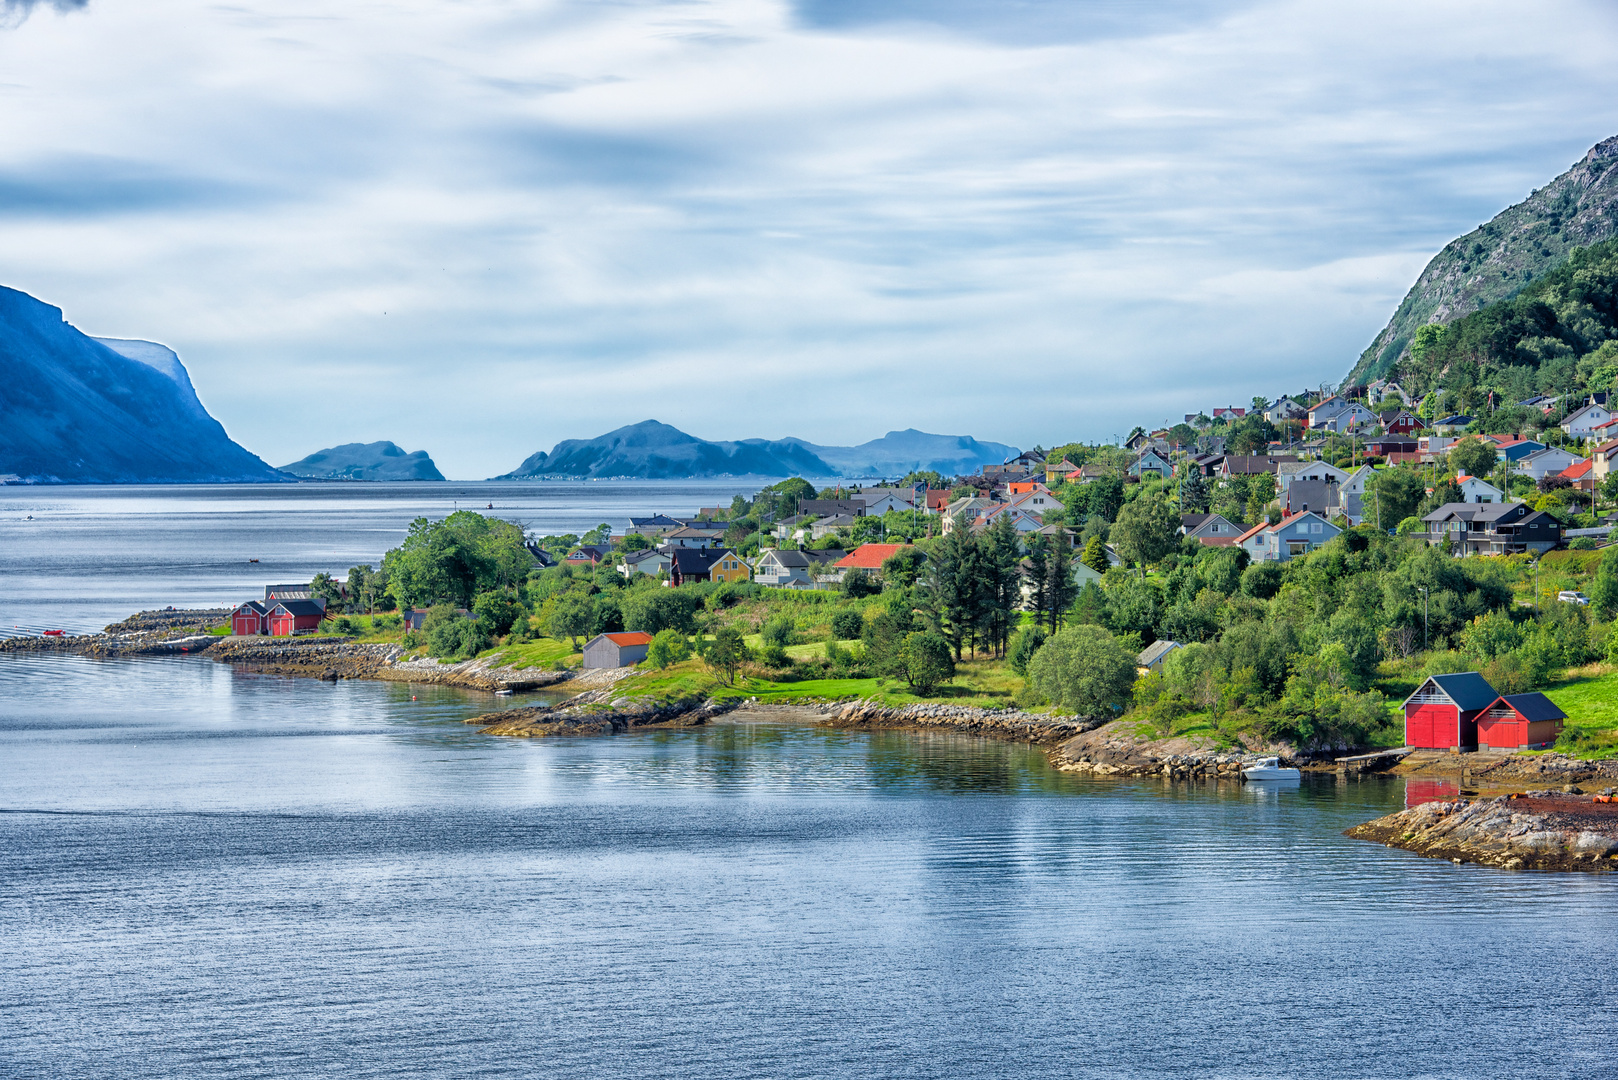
[0,481,762,633]
[2,653,1615,1079]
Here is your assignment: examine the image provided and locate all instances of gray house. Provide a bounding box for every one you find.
[582,631,654,669]
[1238,510,1342,562]
[753,548,846,589]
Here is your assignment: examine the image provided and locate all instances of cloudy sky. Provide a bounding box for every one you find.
[4,0,1618,478]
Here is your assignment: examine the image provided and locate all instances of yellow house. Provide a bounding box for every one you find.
[713,553,751,584]
[1045,459,1079,485]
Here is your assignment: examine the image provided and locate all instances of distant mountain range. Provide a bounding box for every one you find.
[492,420,1018,479]
[0,287,282,483]
[1346,134,1618,386]
[280,441,444,481]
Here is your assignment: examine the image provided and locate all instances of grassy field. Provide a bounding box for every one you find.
[1543,663,1618,758]
[480,638,580,670]
[608,654,1032,710]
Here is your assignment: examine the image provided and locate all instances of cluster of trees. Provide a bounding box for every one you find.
[1394,239,1618,426]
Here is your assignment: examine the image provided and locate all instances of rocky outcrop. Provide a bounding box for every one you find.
[1048,719,1288,778]
[1347,791,1618,872]
[475,695,740,737]
[206,637,570,690]
[103,608,231,634]
[817,700,1103,745]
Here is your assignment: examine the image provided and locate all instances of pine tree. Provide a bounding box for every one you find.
[1042,532,1077,634]
[1181,470,1210,514]
[1081,536,1110,576]
[983,514,1023,658]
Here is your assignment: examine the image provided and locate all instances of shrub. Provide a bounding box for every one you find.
[760,614,796,648]
[427,615,491,661]
[646,629,691,670]
[1569,536,1598,550]
[825,639,866,677]
[333,616,356,636]
[704,626,749,685]
[472,589,523,636]
[842,568,881,598]
[1007,624,1047,676]
[621,588,703,635]
[830,607,865,641]
[1241,563,1283,600]
[1027,625,1138,718]
[901,631,954,694]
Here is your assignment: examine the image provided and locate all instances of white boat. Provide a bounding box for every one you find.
[1243,757,1300,781]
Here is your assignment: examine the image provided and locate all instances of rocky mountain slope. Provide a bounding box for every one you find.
[279,441,445,481]
[0,287,282,483]
[1346,134,1618,386]
[492,420,1017,479]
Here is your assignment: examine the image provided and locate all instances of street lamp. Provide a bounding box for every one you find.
[1418,585,1429,651]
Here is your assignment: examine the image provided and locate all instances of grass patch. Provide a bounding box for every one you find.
[480,637,579,670]
[1543,663,1618,759]
[608,653,1030,710]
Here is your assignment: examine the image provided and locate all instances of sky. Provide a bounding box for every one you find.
[3,0,1618,479]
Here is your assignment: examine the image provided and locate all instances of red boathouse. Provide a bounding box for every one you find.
[1477,693,1567,751]
[231,601,268,636]
[1402,672,1498,751]
[267,600,326,637]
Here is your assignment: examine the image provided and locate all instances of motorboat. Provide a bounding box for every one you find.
[1243,757,1301,781]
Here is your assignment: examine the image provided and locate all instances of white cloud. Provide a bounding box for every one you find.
[1,0,1616,476]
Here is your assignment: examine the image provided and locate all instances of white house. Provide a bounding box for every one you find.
[1561,401,1614,440]
[1310,401,1378,432]
[1263,397,1308,423]
[1180,512,1241,543]
[617,548,673,579]
[1455,474,1505,504]
[1276,460,1350,494]
[1513,446,1585,481]
[753,548,845,589]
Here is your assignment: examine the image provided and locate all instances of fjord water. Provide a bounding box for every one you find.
[2,485,1616,1078]
[0,481,762,634]
[3,655,1617,1079]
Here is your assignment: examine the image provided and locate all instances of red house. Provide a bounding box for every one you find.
[231,601,268,636]
[1402,672,1498,751]
[1477,693,1566,751]
[267,600,326,636]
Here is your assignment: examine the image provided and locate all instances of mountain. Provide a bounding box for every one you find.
[279,441,445,481]
[0,287,283,483]
[1346,135,1618,387]
[492,420,1018,479]
[786,429,1019,478]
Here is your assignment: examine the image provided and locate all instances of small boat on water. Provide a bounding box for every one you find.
[1243,757,1300,781]
[248,558,259,563]
[42,629,65,637]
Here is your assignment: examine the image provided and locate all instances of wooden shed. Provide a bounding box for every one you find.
[268,600,327,637]
[582,631,654,669]
[1402,672,1498,751]
[1477,693,1567,751]
[231,601,268,636]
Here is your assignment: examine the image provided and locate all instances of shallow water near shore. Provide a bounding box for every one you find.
[3,654,1616,1079]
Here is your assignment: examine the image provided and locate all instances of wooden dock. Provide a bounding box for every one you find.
[1335,747,1412,774]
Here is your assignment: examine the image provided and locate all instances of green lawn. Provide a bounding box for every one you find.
[607,654,1032,710]
[480,638,580,670]
[1543,665,1618,758]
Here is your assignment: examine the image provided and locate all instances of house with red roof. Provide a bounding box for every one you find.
[1560,457,1595,493]
[834,544,911,578]
[1235,511,1342,562]
[582,631,654,669]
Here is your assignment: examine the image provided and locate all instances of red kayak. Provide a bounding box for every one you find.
[42,629,65,636]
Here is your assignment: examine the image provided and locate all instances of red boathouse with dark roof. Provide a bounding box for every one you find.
[1402,672,1498,751]
[267,600,326,637]
[1477,693,1567,751]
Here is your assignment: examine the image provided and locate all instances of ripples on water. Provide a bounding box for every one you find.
[2,654,1615,1079]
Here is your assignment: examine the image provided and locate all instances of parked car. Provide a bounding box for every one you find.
[1557,590,1590,605]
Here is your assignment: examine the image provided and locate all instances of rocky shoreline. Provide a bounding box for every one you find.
[1346,791,1618,872]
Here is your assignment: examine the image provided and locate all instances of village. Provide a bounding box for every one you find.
[201,382,1618,768]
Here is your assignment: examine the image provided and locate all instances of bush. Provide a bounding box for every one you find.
[760,614,796,648]
[333,616,356,635]
[842,568,881,598]
[427,615,491,661]
[646,629,691,670]
[472,589,523,636]
[1241,563,1283,600]
[901,631,954,694]
[1026,625,1138,718]
[825,639,866,677]
[1007,624,1047,676]
[1569,536,1598,550]
[830,607,865,641]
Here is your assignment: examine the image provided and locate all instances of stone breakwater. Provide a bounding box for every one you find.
[208,637,570,691]
[815,700,1105,746]
[0,631,220,657]
[474,695,741,737]
[104,608,231,634]
[1346,791,1618,872]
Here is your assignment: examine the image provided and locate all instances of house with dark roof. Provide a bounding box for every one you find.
[1421,502,1561,555]
[1477,693,1567,751]
[753,548,846,590]
[1179,512,1240,543]
[1402,673,1499,750]
[566,544,613,565]
[628,514,683,536]
[1235,511,1341,562]
[617,548,673,579]
[1378,409,1424,435]
[668,548,733,586]
[267,599,327,637]
[231,600,269,636]
[1219,455,1298,478]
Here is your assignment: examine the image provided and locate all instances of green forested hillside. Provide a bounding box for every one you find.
[1387,239,1618,425]
[1347,134,1618,386]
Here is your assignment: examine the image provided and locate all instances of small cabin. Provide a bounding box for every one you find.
[1402,672,1499,751]
[268,600,327,637]
[231,601,268,636]
[582,631,654,669]
[1477,693,1566,751]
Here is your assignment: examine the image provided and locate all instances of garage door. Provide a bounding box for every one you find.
[1406,705,1450,749]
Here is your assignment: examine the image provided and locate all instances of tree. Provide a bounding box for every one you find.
[548,591,593,647]
[1007,623,1047,675]
[619,532,652,552]
[1449,436,1498,479]
[310,571,343,611]
[981,513,1024,657]
[1369,467,1426,530]
[1080,536,1110,575]
[704,625,749,685]
[384,512,532,609]
[646,629,691,669]
[880,546,928,588]
[1110,496,1179,570]
[830,607,865,641]
[862,604,915,680]
[899,470,947,490]
[621,588,703,635]
[1228,415,1278,455]
[1167,423,1198,449]
[472,589,522,635]
[1180,470,1210,513]
[901,631,955,693]
[1026,624,1138,718]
